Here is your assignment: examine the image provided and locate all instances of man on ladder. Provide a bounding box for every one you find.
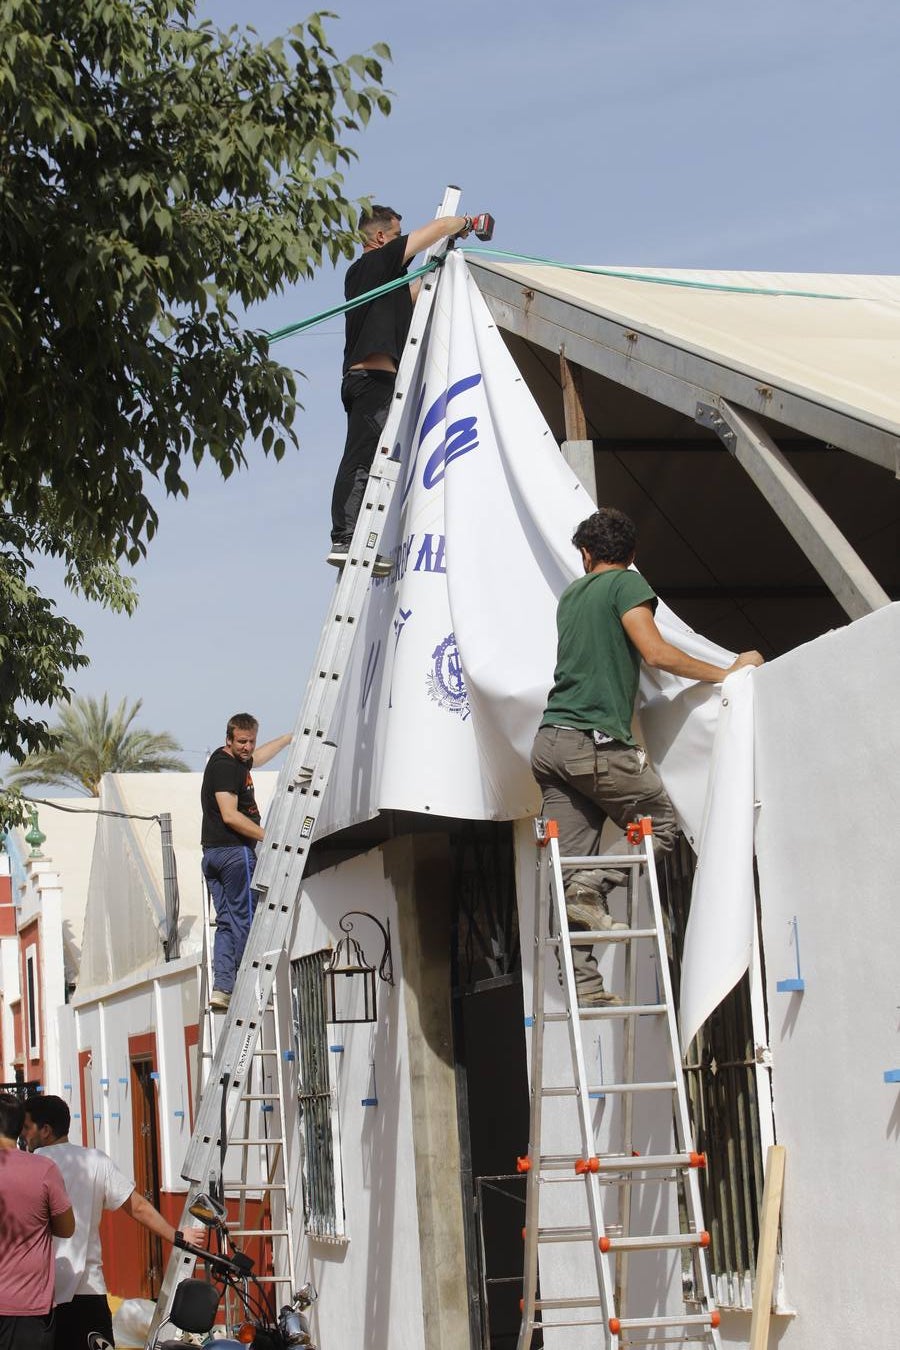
[531,507,763,1005]
[328,202,474,575]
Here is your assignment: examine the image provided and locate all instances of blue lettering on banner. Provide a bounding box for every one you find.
[413,533,446,574]
[426,632,470,720]
[388,607,413,709]
[400,373,483,507]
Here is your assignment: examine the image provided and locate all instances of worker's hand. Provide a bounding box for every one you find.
[455,215,473,239]
[729,650,765,672]
[180,1225,209,1249]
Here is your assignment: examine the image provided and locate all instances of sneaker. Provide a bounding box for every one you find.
[210,989,231,1012]
[577,986,624,1008]
[326,542,351,568]
[566,900,629,932]
[372,554,392,578]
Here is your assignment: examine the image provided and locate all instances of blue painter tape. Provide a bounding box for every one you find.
[524,1015,534,1028]
[329,1045,344,1054]
[282,1050,296,1062]
[884,1070,900,1083]
[361,1097,378,1107]
[173,1110,185,1118]
[776,978,805,992]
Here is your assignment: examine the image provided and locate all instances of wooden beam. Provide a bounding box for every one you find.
[559,348,588,442]
[698,399,891,620]
[749,1144,787,1350]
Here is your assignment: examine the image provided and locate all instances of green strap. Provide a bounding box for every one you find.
[262,245,849,349]
[265,258,442,345]
[459,246,850,301]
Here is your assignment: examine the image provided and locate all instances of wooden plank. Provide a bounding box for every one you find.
[559,348,588,441]
[748,1144,786,1350]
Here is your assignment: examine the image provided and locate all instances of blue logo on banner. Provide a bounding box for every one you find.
[401,373,483,507]
[427,632,470,720]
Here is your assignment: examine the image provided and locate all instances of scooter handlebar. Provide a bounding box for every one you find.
[174,1232,255,1278]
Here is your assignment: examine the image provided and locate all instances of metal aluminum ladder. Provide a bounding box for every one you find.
[189,878,298,1322]
[147,185,464,1341]
[517,818,722,1349]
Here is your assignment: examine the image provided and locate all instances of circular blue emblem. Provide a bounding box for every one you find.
[427,632,470,720]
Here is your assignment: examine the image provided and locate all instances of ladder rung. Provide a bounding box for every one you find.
[537,1151,705,1172]
[543,1081,676,1097]
[559,854,644,867]
[599,1231,710,1253]
[563,927,656,943]
[229,1228,289,1239]
[534,1296,604,1310]
[613,1313,719,1330]
[221,1182,290,1193]
[545,1003,667,1021]
[225,1137,286,1147]
[241,1093,280,1102]
[246,1274,295,1285]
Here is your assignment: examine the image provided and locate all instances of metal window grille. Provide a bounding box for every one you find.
[662,837,766,1309]
[290,950,345,1240]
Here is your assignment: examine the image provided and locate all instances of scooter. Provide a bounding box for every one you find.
[141,1191,317,1349]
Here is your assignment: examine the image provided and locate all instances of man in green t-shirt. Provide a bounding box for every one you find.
[532,508,763,1006]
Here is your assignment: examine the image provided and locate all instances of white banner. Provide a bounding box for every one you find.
[317,255,757,1038]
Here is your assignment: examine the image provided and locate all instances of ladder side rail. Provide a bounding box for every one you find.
[254,184,462,895]
[614,856,641,1320]
[549,835,620,1347]
[517,838,552,1350]
[268,971,298,1296]
[642,832,722,1342]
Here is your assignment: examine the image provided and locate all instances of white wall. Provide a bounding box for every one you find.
[741,602,900,1349]
[290,846,427,1350]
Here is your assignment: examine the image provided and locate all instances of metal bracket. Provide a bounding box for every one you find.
[695,400,736,449]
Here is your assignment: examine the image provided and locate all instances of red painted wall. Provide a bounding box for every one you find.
[0,872,15,937]
[100,1193,270,1301]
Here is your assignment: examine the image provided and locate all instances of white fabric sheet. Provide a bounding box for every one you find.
[317,253,758,1039]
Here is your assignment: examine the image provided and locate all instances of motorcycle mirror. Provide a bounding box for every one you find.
[295,1283,317,1306]
[188,1191,228,1226]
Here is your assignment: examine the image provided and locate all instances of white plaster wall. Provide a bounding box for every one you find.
[289,847,427,1350]
[744,603,900,1349]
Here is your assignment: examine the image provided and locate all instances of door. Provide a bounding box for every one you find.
[129,1039,164,1298]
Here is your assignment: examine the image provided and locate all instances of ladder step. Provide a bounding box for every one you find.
[221,1181,291,1193]
[598,1231,710,1254]
[558,854,645,867]
[611,1313,720,1332]
[536,1151,706,1173]
[545,1003,666,1021]
[562,927,656,943]
[230,1228,290,1239]
[226,1137,286,1147]
[542,1081,676,1097]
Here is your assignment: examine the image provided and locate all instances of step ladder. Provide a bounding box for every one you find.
[147,185,464,1342]
[191,878,299,1323]
[517,817,722,1349]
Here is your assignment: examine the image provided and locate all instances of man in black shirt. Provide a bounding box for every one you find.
[328,204,473,574]
[200,713,291,1009]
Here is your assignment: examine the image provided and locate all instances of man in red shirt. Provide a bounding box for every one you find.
[0,1094,74,1350]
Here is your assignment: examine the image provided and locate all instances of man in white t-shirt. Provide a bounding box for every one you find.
[21,1096,203,1349]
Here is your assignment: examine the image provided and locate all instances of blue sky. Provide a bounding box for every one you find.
[18,0,900,774]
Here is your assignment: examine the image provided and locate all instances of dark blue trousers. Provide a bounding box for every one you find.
[202,845,257,993]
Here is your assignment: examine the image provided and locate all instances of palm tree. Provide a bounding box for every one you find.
[8,694,189,796]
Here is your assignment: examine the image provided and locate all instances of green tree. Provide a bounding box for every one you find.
[0,1,391,793]
[7,694,190,795]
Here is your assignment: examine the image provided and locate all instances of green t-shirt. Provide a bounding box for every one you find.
[540,568,657,744]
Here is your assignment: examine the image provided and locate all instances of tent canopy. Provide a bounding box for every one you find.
[467,258,900,657]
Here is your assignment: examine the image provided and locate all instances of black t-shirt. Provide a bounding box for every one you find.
[342,234,413,374]
[201,747,261,848]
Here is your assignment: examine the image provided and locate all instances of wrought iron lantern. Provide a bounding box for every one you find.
[323,911,394,1024]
